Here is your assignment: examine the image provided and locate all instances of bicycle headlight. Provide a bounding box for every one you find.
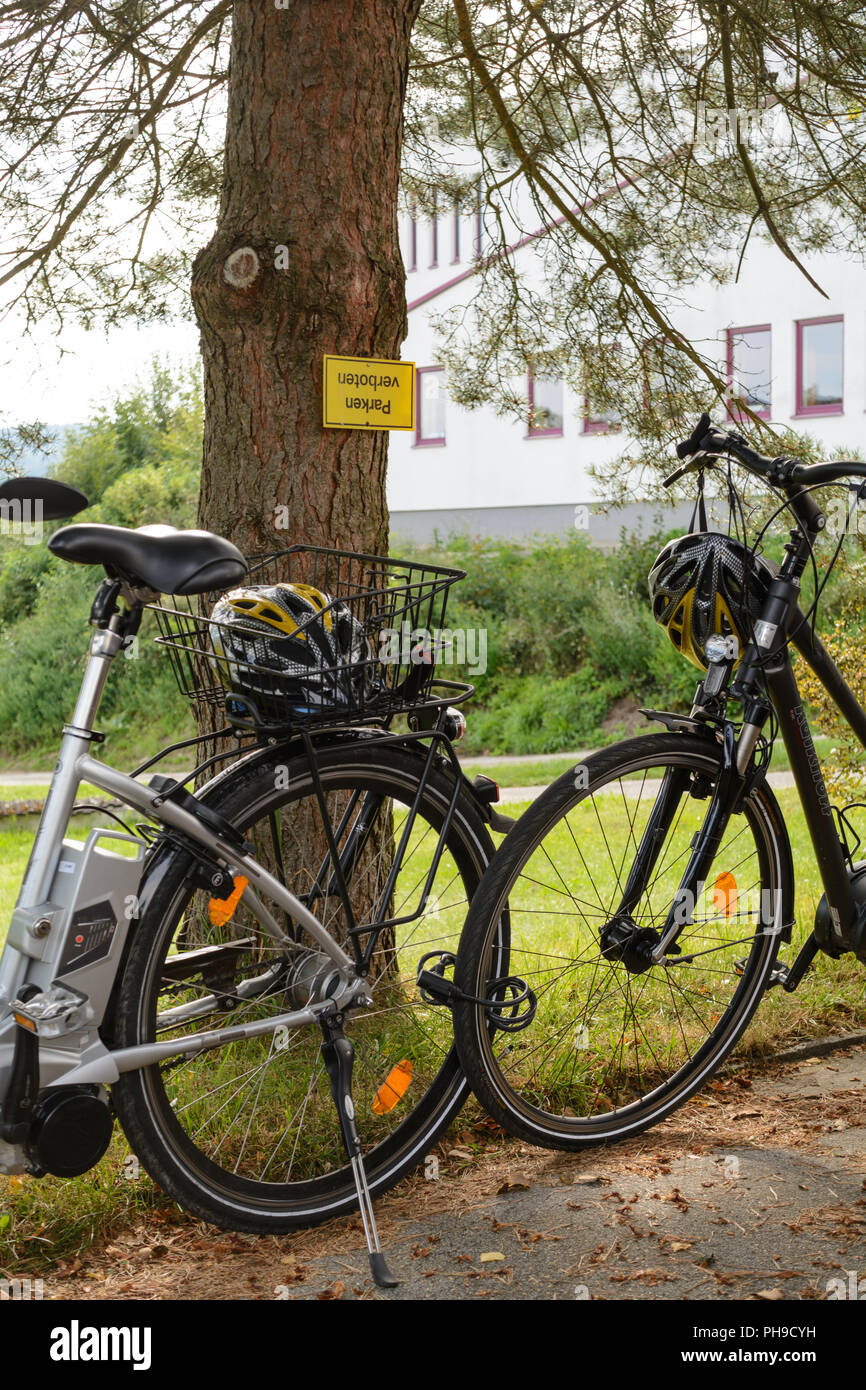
[704,633,730,665]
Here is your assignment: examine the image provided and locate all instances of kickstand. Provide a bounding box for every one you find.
[319,1009,399,1290]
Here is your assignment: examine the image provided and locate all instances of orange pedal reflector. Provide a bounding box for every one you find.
[712,871,738,918]
[208,875,249,927]
[372,1059,413,1115]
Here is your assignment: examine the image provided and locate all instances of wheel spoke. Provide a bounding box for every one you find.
[463,742,780,1137]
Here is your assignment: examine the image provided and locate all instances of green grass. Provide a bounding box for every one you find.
[0,782,107,803]
[1,772,864,1277]
[769,734,834,774]
[459,734,833,789]
[462,756,585,787]
[493,785,866,1075]
[0,729,834,799]
[0,718,199,778]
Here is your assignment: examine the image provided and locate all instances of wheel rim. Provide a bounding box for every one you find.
[472,749,781,1139]
[135,763,480,1207]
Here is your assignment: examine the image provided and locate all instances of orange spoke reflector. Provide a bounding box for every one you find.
[372,1059,413,1115]
[208,875,249,927]
[712,871,737,918]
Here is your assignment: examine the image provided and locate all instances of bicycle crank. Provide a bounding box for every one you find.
[318,1007,398,1290]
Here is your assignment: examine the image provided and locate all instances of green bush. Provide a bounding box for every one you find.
[13,359,841,761]
[401,527,702,754]
[466,669,620,754]
[0,360,201,761]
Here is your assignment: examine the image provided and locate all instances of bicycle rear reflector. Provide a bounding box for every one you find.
[208,875,248,927]
[372,1059,413,1115]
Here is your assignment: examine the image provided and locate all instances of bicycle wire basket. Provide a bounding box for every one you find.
[149,545,468,735]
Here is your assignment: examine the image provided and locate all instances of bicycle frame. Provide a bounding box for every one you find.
[0,551,476,1284]
[612,533,866,974]
[0,611,374,1135]
[770,617,866,947]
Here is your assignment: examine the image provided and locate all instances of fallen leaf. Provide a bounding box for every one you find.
[755,1287,784,1301]
[661,1188,690,1212]
[316,1280,346,1301]
[480,1251,505,1263]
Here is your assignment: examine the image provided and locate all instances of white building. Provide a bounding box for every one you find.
[388,191,862,545]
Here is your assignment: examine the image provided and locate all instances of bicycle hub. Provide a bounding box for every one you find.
[600,915,660,974]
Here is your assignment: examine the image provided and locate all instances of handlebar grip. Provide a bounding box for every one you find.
[789,460,866,485]
[676,413,712,459]
[677,414,770,474]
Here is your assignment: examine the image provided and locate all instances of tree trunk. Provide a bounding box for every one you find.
[193,0,422,558]
[191,0,420,960]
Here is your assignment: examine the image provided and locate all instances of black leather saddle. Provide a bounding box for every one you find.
[0,475,88,520]
[48,522,247,596]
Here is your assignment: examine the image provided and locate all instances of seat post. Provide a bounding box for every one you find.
[14,609,126,914]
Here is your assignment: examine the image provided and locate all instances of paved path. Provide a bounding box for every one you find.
[51,1041,866,1302]
[495,771,796,806]
[248,1043,866,1301]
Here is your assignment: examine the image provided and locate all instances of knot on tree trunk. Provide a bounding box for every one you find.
[223,246,261,290]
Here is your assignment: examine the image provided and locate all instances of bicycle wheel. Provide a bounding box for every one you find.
[111,739,495,1231]
[453,732,788,1149]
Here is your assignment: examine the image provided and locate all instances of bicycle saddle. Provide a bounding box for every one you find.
[0,475,88,520]
[48,522,247,595]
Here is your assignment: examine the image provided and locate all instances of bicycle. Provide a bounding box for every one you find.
[450,412,866,1151]
[0,477,512,1286]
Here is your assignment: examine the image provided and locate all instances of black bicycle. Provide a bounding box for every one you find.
[451,413,866,1149]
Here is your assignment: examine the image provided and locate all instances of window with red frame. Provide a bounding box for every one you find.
[726,325,771,419]
[796,316,843,415]
[583,348,623,434]
[527,371,564,436]
[416,367,446,446]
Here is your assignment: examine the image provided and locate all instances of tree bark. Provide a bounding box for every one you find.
[191,1,420,959]
[193,0,422,558]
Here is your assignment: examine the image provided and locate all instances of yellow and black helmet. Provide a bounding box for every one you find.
[208,582,375,715]
[648,532,777,670]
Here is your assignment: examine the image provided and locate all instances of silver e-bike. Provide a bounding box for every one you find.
[0,478,509,1287]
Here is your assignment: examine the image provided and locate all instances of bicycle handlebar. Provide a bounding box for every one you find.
[674,412,866,490]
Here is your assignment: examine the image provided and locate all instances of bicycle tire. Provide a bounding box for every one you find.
[454,732,789,1149]
[111,738,495,1231]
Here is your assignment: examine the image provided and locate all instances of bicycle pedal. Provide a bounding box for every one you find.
[11,983,89,1038]
[733,957,789,989]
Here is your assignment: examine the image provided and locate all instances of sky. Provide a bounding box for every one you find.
[1,316,200,429]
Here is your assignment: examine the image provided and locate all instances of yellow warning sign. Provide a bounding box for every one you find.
[323,355,415,431]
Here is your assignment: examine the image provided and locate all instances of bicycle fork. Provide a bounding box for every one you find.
[602,726,749,970]
[318,1008,398,1290]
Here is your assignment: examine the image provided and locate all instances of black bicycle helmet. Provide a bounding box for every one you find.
[648,532,778,669]
[208,583,376,714]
